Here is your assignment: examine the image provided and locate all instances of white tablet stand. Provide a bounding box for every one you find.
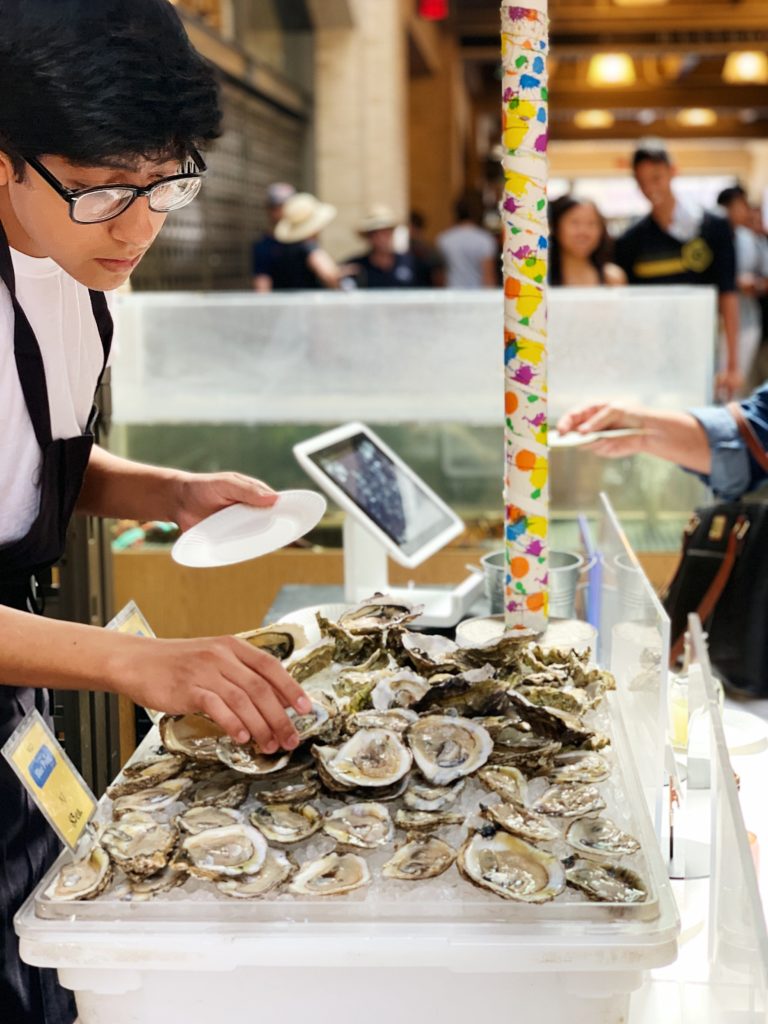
[342,515,483,628]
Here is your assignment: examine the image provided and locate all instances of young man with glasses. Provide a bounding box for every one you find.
[0,4,310,1022]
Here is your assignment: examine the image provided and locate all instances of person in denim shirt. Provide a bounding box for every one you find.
[557,384,768,501]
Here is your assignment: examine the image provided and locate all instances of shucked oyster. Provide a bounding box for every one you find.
[404,777,465,812]
[287,696,335,743]
[126,865,187,901]
[382,837,456,881]
[481,802,560,844]
[322,802,394,849]
[215,738,291,776]
[100,812,178,879]
[159,714,226,762]
[394,808,465,833]
[338,595,421,634]
[251,771,319,805]
[175,805,242,835]
[236,624,307,660]
[107,753,186,799]
[289,852,370,897]
[217,850,295,899]
[44,846,112,902]
[566,817,641,860]
[566,862,647,903]
[173,823,267,881]
[188,769,249,808]
[284,639,335,683]
[478,765,528,805]
[312,729,412,791]
[112,777,192,819]
[407,715,492,785]
[344,709,418,736]
[371,671,431,711]
[316,613,381,665]
[532,783,606,819]
[458,830,565,903]
[248,801,322,844]
[549,752,611,786]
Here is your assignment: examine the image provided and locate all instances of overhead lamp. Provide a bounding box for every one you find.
[722,51,768,86]
[574,109,616,129]
[587,54,636,88]
[612,0,669,6]
[675,108,717,128]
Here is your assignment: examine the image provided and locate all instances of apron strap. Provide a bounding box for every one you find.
[87,288,113,382]
[0,221,53,448]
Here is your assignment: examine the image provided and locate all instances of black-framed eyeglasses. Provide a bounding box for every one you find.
[24,148,207,224]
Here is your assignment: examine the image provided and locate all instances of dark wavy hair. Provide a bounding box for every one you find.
[548,196,613,286]
[0,0,221,178]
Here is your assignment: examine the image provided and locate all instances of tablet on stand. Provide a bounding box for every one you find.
[294,423,484,627]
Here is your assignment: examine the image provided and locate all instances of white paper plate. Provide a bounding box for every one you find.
[549,427,645,449]
[722,708,768,756]
[171,490,327,568]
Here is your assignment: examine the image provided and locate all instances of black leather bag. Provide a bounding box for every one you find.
[662,402,768,696]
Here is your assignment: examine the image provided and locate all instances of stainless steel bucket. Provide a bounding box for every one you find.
[480,550,585,618]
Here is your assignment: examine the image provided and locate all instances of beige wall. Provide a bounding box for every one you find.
[313,0,409,260]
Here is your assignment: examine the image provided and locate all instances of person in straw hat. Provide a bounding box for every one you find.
[251,181,295,292]
[346,204,416,288]
[271,191,344,290]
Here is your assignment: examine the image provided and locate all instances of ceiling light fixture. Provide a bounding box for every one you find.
[587,54,637,88]
[574,109,616,129]
[722,51,768,86]
[675,108,718,128]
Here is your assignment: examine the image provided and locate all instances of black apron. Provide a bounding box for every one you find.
[0,222,112,1024]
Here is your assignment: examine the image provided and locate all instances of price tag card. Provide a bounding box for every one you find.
[106,600,162,723]
[2,709,97,851]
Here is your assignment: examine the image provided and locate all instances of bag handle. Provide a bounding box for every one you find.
[727,401,768,472]
[669,514,750,666]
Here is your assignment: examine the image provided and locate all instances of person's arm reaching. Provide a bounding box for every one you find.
[0,606,310,751]
[717,291,742,400]
[307,247,342,289]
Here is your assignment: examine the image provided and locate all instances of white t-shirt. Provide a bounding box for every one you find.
[0,248,110,546]
[436,223,497,289]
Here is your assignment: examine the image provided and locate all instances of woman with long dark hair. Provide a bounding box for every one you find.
[549,196,626,287]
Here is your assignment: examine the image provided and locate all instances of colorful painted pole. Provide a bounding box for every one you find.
[500,1,549,632]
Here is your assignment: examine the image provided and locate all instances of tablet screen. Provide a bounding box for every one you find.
[308,432,456,557]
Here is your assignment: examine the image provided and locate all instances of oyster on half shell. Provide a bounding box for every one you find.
[173,823,267,881]
[217,850,295,898]
[236,623,307,660]
[394,808,465,833]
[284,639,335,683]
[44,846,112,902]
[322,802,393,849]
[289,852,370,896]
[338,596,421,634]
[549,752,611,786]
[100,812,178,879]
[159,714,225,762]
[215,739,292,776]
[312,729,412,791]
[112,777,192,819]
[477,765,528,805]
[175,805,243,835]
[407,715,492,785]
[481,802,560,844]
[248,801,322,844]
[382,837,456,881]
[532,783,606,819]
[566,816,641,860]
[566,862,648,903]
[344,709,418,736]
[458,830,565,903]
[188,769,249,808]
[107,753,187,799]
[403,777,465,812]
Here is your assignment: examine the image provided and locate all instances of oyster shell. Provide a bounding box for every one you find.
[407,715,492,785]
[394,808,465,833]
[518,686,589,716]
[532,783,606,818]
[216,738,292,776]
[251,771,319,804]
[549,752,611,786]
[458,830,565,902]
[566,817,641,860]
[312,729,412,791]
[456,628,537,669]
[322,802,394,849]
[159,714,226,762]
[478,765,528,805]
[188,769,249,808]
[175,805,243,834]
[248,801,322,844]
[344,709,418,736]
[107,753,187,799]
[217,850,295,898]
[411,668,506,717]
[100,812,178,879]
[284,639,335,683]
[287,696,334,743]
[236,624,307,660]
[127,866,187,901]
[44,846,112,902]
[289,852,370,896]
[566,862,647,903]
[382,837,456,881]
[316,614,381,664]
[173,823,268,881]
[403,777,465,812]
[481,802,560,843]
[347,775,410,802]
[112,777,192,819]
[371,671,431,711]
[396,631,460,674]
[338,596,421,634]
